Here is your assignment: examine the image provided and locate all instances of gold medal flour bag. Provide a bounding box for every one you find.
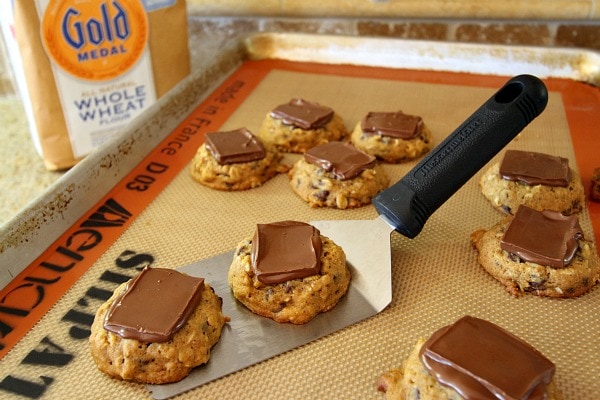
[1,0,190,170]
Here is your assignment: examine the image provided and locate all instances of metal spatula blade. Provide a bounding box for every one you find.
[310,216,394,313]
[148,74,548,399]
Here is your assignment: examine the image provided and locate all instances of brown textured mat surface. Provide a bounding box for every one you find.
[1,68,597,399]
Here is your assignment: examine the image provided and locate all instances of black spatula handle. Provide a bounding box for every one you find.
[373,74,548,238]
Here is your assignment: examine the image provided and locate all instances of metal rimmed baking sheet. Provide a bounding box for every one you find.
[0,34,598,399]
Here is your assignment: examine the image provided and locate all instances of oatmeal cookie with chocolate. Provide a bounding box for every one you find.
[350,111,432,163]
[257,98,348,153]
[90,268,228,384]
[471,206,600,298]
[228,221,351,324]
[289,141,389,209]
[378,317,562,400]
[190,128,288,191]
[480,150,584,215]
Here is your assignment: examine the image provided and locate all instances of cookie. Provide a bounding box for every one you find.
[377,316,562,400]
[378,340,461,400]
[227,221,351,324]
[257,98,348,153]
[350,111,432,163]
[190,127,288,191]
[479,150,585,215]
[90,268,228,384]
[289,141,390,209]
[471,206,600,298]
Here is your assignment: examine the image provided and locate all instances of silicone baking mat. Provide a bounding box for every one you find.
[1,60,598,399]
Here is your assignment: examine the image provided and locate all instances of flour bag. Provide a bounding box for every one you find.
[1,0,190,170]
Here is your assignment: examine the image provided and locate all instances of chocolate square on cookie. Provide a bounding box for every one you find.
[499,150,571,187]
[420,316,555,399]
[205,128,266,164]
[361,111,423,139]
[104,267,204,342]
[251,221,322,285]
[270,98,333,129]
[304,141,376,180]
[500,206,582,269]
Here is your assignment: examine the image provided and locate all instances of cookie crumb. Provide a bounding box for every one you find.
[591,167,600,202]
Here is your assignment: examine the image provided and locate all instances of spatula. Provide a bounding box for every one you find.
[311,74,548,313]
[148,74,548,399]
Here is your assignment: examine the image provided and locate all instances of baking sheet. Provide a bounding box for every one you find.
[0,34,599,399]
[245,33,600,86]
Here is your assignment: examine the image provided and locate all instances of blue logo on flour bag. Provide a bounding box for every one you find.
[41,0,149,81]
[41,0,154,139]
[62,3,130,60]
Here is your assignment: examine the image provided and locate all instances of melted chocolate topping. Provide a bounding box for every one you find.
[420,316,555,400]
[499,150,571,187]
[270,98,334,129]
[205,128,266,164]
[251,221,322,285]
[104,267,204,342]
[361,111,423,139]
[500,205,583,269]
[304,141,376,180]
